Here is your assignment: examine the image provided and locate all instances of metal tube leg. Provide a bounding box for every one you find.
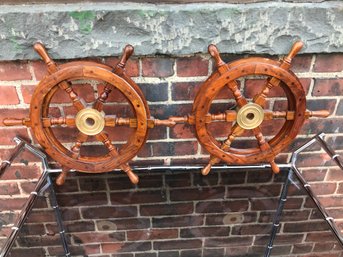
[292,166,343,248]
[46,175,71,257]
[0,170,49,257]
[264,169,293,257]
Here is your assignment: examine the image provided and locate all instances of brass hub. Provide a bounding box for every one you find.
[75,108,105,136]
[236,103,264,130]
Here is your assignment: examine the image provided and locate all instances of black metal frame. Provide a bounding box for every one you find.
[0,133,342,257]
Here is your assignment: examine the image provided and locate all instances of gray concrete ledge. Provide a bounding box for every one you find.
[0,1,342,60]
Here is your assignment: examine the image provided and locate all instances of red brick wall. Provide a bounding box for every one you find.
[0,52,342,256]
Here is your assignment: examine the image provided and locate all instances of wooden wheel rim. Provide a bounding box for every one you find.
[30,64,148,172]
[194,59,306,164]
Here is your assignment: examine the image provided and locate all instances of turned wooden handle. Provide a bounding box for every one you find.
[270,160,280,174]
[201,163,212,176]
[154,119,176,127]
[307,110,330,118]
[3,118,29,126]
[286,41,304,61]
[118,44,134,68]
[121,164,139,184]
[208,44,225,67]
[34,43,54,66]
[56,169,68,186]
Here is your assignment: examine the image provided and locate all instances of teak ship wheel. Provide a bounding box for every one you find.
[193,42,306,175]
[4,43,150,185]
[3,41,330,185]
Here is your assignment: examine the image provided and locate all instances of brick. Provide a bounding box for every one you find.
[313,79,343,96]
[47,244,101,256]
[204,236,253,247]
[0,61,32,80]
[0,182,19,195]
[21,84,35,104]
[170,124,196,139]
[245,78,286,98]
[196,200,249,213]
[292,54,313,72]
[283,221,329,233]
[205,212,257,225]
[31,60,48,80]
[57,192,108,207]
[313,242,336,252]
[309,182,337,195]
[135,173,163,188]
[246,169,273,183]
[158,251,179,257]
[226,184,281,198]
[7,248,46,257]
[152,215,203,228]
[82,206,137,219]
[177,56,208,77]
[220,170,246,185]
[337,100,343,115]
[21,223,45,235]
[142,57,174,77]
[138,141,198,158]
[0,86,19,104]
[170,187,225,201]
[96,84,129,103]
[140,203,193,216]
[232,224,272,235]
[249,245,292,256]
[104,57,139,77]
[127,228,178,241]
[136,253,157,257]
[0,198,26,211]
[180,226,230,238]
[259,210,310,223]
[73,232,125,244]
[111,190,166,205]
[313,54,343,72]
[79,177,106,191]
[0,211,18,226]
[165,173,191,187]
[225,246,249,256]
[102,242,151,253]
[47,220,95,234]
[0,128,29,145]
[153,239,202,251]
[171,81,200,101]
[203,248,225,257]
[138,83,168,102]
[193,172,219,187]
[17,234,65,247]
[97,218,150,231]
[292,243,314,254]
[305,196,343,208]
[306,98,337,114]
[180,249,202,257]
[255,234,304,245]
[326,168,343,181]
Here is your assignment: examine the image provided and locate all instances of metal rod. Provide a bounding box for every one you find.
[264,169,293,257]
[0,140,25,178]
[0,170,49,257]
[47,175,71,257]
[292,165,343,248]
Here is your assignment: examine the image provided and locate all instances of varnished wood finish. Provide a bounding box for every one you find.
[193,42,307,175]
[2,41,330,184]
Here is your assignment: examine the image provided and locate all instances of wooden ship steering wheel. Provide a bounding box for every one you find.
[3,41,329,185]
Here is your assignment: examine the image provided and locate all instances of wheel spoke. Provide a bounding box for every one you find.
[42,117,76,127]
[95,131,139,184]
[252,126,280,173]
[93,85,112,111]
[202,123,245,175]
[59,81,86,111]
[70,132,88,158]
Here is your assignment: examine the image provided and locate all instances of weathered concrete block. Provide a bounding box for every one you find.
[0,2,342,60]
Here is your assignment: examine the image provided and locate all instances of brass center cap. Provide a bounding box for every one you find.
[236,103,264,130]
[75,108,105,136]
